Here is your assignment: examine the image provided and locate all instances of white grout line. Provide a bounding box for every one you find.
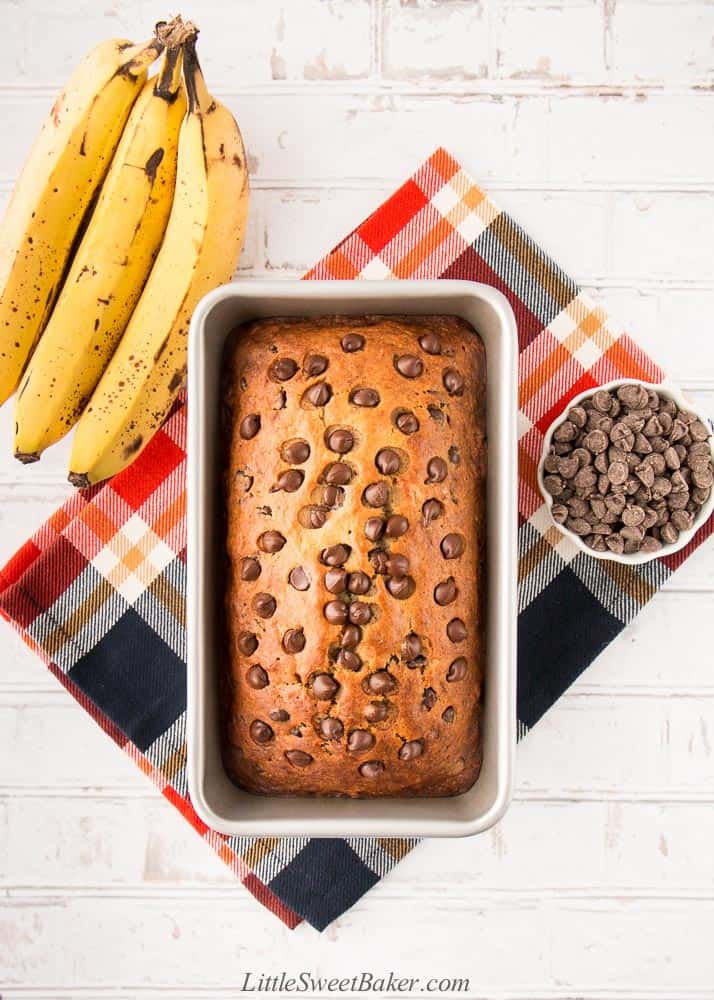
[1,786,713,804]
[2,885,714,903]
[0,81,713,99]
[4,178,714,194]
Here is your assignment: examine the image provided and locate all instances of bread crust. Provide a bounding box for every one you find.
[222,315,486,797]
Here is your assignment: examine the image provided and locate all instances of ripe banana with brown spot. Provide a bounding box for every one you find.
[0,35,162,407]
[69,38,249,487]
[14,43,187,463]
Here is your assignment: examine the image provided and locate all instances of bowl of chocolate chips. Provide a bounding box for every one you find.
[538,379,714,563]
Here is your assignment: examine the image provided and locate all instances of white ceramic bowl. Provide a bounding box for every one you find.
[537,378,714,565]
[187,279,518,838]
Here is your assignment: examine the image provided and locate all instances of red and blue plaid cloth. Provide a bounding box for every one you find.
[1,148,711,931]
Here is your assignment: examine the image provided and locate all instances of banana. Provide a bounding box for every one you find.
[0,36,163,408]
[69,38,249,487]
[14,44,187,463]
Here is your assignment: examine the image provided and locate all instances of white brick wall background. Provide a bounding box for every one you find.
[1,1,713,995]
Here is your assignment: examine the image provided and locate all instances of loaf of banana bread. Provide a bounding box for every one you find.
[222,314,486,797]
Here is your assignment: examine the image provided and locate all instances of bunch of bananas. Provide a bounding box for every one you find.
[0,16,249,485]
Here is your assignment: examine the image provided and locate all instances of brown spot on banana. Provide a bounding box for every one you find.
[122,435,144,459]
[168,369,185,392]
[154,335,170,362]
[144,148,165,183]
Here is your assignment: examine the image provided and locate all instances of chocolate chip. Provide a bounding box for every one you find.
[661,521,679,545]
[347,571,371,595]
[323,462,352,485]
[448,445,461,465]
[359,760,384,778]
[663,446,681,470]
[325,567,347,594]
[350,387,380,407]
[366,670,397,694]
[311,673,339,699]
[303,354,328,377]
[269,358,298,381]
[375,448,401,475]
[690,420,710,443]
[321,544,351,566]
[325,428,354,453]
[427,404,445,424]
[364,517,385,541]
[362,481,390,507]
[258,530,286,553]
[447,618,467,642]
[440,533,465,559]
[240,557,261,581]
[238,631,259,655]
[348,729,375,753]
[592,390,613,413]
[298,505,329,529]
[607,461,628,486]
[269,709,290,722]
[341,333,365,353]
[319,485,345,509]
[398,739,424,761]
[386,553,409,577]
[239,414,260,439]
[434,577,457,605]
[320,717,343,740]
[425,457,448,484]
[250,720,273,744]
[349,601,372,625]
[617,383,649,410]
[395,410,419,434]
[671,509,693,532]
[402,633,422,660]
[282,627,305,654]
[338,648,362,671]
[369,550,389,574]
[395,354,423,378]
[364,701,388,723]
[302,381,332,407]
[422,498,444,526]
[443,368,464,397]
[583,429,609,454]
[442,706,456,723]
[384,514,408,538]
[252,593,276,618]
[419,332,442,355]
[285,749,313,768]
[386,575,415,599]
[554,422,577,445]
[324,599,348,623]
[246,664,269,689]
[271,469,304,493]
[341,625,362,648]
[447,657,468,682]
[280,439,310,465]
[422,687,437,710]
[569,406,588,428]
[611,422,635,452]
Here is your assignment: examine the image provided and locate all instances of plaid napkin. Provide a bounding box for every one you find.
[1,147,711,932]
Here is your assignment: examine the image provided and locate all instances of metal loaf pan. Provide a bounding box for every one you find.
[187,280,517,837]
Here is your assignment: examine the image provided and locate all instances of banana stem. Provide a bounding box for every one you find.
[183,37,212,115]
[154,44,184,102]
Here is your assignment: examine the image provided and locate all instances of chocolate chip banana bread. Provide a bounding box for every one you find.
[222,315,486,797]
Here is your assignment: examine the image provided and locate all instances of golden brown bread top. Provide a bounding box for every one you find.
[222,315,486,797]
